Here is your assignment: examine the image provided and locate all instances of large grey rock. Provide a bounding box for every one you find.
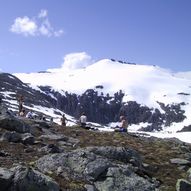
[176,179,191,191]
[170,158,191,166]
[95,166,156,191]
[0,167,14,191]
[0,165,60,191]
[39,144,61,154]
[0,131,34,145]
[187,168,191,182]
[21,133,35,145]
[39,134,68,141]
[0,131,22,142]
[11,165,60,191]
[84,184,98,191]
[84,158,111,181]
[36,147,158,190]
[0,117,30,133]
[87,146,142,166]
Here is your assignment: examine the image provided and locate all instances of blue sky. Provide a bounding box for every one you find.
[0,0,191,73]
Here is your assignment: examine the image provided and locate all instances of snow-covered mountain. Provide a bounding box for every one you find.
[1,58,191,143]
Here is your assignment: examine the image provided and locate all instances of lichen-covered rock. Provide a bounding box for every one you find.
[0,117,30,133]
[11,165,60,191]
[0,131,22,142]
[0,165,60,191]
[21,133,35,145]
[87,146,142,166]
[0,167,14,191]
[36,147,158,190]
[95,166,156,191]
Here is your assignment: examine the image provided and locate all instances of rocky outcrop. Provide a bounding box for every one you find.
[176,179,191,191]
[0,103,191,190]
[0,131,34,145]
[178,125,191,132]
[0,165,60,191]
[36,146,158,191]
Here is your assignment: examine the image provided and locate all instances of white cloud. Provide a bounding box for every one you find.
[39,19,52,37]
[10,9,63,37]
[54,29,64,37]
[10,16,38,36]
[38,9,48,18]
[62,52,94,70]
[46,52,94,73]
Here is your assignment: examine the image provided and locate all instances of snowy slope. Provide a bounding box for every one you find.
[13,58,191,143]
[14,59,191,113]
[175,71,191,80]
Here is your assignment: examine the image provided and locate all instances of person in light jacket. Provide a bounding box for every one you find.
[79,112,87,128]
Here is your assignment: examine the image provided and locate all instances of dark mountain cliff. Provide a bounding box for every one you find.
[0,73,57,110]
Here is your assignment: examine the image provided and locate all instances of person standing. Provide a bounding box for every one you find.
[18,95,24,116]
[79,112,87,128]
[61,114,67,127]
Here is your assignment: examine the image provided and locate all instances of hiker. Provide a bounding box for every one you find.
[61,114,67,127]
[19,109,25,117]
[26,110,33,119]
[79,112,87,128]
[18,95,24,115]
[115,115,128,132]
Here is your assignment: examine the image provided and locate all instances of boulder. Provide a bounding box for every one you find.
[0,117,30,133]
[21,133,35,145]
[0,167,14,191]
[0,131,34,145]
[176,179,191,191]
[0,131,22,143]
[36,146,158,190]
[11,165,60,191]
[39,144,61,154]
[170,158,191,166]
[87,146,142,166]
[187,168,191,182]
[95,166,156,191]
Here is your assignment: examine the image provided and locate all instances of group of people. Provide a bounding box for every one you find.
[60,112,87,128]
[17,94,128,132]
[60,111,128,132]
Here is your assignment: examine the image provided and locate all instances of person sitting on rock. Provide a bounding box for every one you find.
[19,109,25,117]
[26,110,33,119]
[115,115,128,132]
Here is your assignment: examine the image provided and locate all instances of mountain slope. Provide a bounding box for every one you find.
[1,59,191,142]
[14,59,191,109]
